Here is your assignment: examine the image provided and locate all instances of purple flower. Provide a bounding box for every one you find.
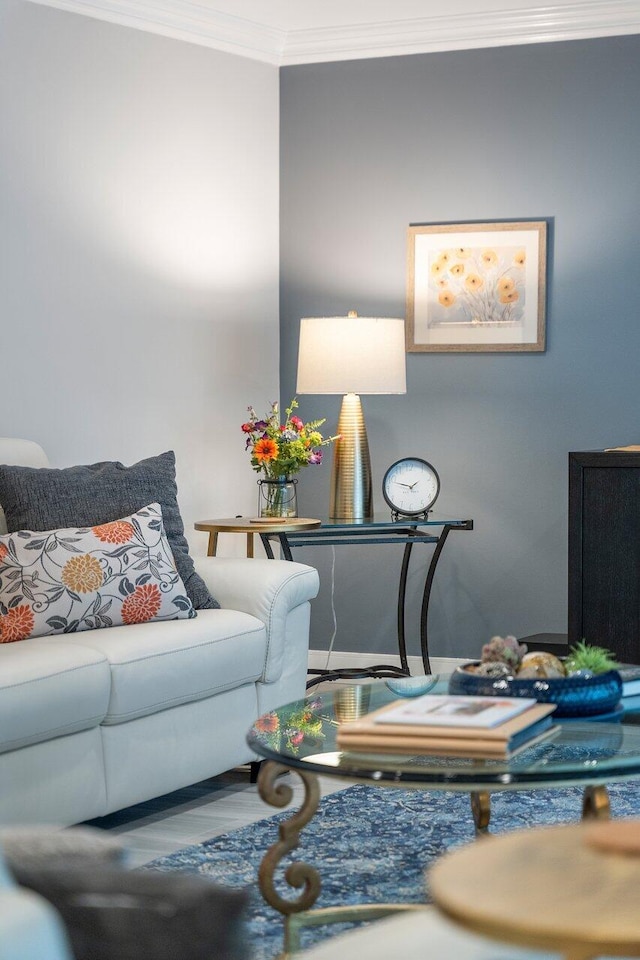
[254,420,268,431]
[309,450,323,465]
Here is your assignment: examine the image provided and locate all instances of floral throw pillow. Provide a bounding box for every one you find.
[0,503,196,643]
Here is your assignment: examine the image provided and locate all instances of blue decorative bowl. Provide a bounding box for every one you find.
[448,663,623,718]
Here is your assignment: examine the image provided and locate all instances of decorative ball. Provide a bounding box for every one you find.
[517,651,566,679]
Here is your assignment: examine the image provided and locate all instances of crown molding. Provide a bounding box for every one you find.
[282,1,640,63]
[23,0,286,64]
[24,0,640,65]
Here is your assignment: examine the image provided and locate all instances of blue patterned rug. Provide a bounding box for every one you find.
[143,781,640,959]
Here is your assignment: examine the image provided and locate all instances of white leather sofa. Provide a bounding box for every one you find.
[0,845,74,960]
[0,439,319,826]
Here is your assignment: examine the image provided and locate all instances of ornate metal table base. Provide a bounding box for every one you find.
[257,761,321,917]
[257,761,612,955]
[256,762,423,957]
[469,784,611,836]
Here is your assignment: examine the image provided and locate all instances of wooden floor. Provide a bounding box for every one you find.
[87,767,348,868]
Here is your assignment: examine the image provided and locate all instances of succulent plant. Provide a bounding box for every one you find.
[564,640,618,676]
[480,635,528,671]
[474,661,512,678]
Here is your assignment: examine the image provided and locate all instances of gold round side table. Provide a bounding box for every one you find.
[194,517,321,558]
[429,819,640,960]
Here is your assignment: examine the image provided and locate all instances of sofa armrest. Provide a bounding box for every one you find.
[192,557,319,683]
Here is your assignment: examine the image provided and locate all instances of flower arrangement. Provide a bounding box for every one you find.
[253,698,325,756]
[241,398,338,480]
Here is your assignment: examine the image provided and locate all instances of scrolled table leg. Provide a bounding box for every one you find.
[581,784,610,820]
[257,761,322,916]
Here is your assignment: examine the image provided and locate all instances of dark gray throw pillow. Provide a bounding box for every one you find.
[0,451,218,610]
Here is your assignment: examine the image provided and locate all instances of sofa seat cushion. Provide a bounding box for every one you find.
[0,639,111,754]
[65,609,268,724]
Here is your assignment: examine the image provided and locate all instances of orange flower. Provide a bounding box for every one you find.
[452,247,471,259]
[256,714,279,733]
[514,250,526,266]
[121,583,162,624]
[254,437,278,463]
[481,249,498,268]
[62,555,103,593]
[465,273,484,292]
[435,277,448,289]
[0,543,8,563]
[500,290,520,304]
[430,259,447,277]
[0,604,34,643]
[497,276,515,295]
[438,290,456,307]
[450,263,465,277]
[92,520,135,544]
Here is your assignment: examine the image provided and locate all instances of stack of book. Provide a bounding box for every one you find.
[336,694,557,759]
[617,665,640,712]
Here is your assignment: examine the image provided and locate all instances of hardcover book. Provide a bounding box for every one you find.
[338,719,558,759]
[336,701,557,759]
[373,694,538,729]
[617,665,640,697]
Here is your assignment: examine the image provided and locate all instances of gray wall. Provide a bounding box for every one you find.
[280,36,640,661]
[1,0,280,559]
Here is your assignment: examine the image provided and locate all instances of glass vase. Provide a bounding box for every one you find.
[257,477,298,519]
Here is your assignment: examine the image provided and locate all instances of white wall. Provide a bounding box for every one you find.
[0,0,280,558]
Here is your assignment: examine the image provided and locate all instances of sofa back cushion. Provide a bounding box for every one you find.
[0,503,196,643]
[0,449,218,610]
[0,439,50,536]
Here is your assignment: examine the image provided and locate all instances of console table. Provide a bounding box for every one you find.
[260,515,473,680]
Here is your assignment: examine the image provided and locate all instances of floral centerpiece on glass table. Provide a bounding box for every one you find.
[253,697,325,756]
[241,398,338,518]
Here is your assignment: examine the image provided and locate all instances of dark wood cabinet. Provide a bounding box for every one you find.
[568,451,640,663]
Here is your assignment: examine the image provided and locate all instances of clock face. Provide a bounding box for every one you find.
[382,458,440,517]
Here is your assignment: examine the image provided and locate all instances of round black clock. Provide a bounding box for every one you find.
[382,457,440,518]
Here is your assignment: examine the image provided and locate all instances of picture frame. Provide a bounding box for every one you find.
[406,219,548,353]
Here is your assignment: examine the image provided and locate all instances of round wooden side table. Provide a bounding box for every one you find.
[194,517,321,558]
[429,819,640,960]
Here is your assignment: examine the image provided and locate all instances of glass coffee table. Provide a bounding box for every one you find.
[246,678,640,951]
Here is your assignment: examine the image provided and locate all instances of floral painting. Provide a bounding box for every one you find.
[407,220,547,352]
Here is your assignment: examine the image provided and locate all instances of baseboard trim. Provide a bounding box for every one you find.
[308,649,467,676]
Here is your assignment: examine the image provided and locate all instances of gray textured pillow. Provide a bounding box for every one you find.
[0,451,218,610]
[11,864,249,960]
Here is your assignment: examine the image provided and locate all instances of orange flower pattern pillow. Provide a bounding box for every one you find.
[0,502,196,642]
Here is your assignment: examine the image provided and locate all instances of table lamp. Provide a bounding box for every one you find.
[296,311,407,521]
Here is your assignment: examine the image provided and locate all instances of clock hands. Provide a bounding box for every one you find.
[395,480,420,490]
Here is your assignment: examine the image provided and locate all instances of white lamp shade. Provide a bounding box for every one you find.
[296,315,407,395]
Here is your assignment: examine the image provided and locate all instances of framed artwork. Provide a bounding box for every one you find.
[406,220,548,353]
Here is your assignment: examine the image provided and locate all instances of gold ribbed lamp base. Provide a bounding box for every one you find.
[329,392,372,520]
